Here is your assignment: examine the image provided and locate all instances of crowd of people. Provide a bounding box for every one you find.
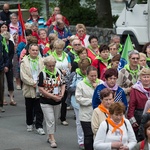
[1,3,150,150]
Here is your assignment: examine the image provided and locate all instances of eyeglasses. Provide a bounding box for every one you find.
[78,30,84,33]
[131,57,139,60]
[74,44,81,46]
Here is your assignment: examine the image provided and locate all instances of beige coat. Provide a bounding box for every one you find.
[91,108,107,136]
[20,56,44,98]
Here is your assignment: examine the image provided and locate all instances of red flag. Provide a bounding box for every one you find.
[18,4,26,44]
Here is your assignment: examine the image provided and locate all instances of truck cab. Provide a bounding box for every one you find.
[116,0,149,51]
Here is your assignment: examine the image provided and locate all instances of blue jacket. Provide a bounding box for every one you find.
[51,26,72,47]
[92,83,128,109]
[0,35,9,71]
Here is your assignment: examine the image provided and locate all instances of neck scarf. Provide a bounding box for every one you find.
[76,33,86,46]
[106,116,124,141]
[96,56,110,63]
[124,64,140,84]
[103,82,118,91]
[88,45,99,56]
[146,57,150,61]
[83,77,100,89]
[43,67,57,78]
[147,109,150,113]
[54,26,64,36]
[76,68,86,78]
[52,50,66,62]
[98,104,109,116]
[28,55,39,71]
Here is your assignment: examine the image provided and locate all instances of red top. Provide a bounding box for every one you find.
[127,88,148,120]
[92,59,107,80]
[32,31,39,40]
[87,48,97,63]
[46,14,69,27]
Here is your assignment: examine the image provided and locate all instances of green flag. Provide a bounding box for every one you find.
[118,35,134,70]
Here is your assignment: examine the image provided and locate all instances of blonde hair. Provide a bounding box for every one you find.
[69,35,79,43]
[139,52,146,59]
[43,55,56,65]
[25,23,32,29]
[49,33,58,43]
[76,24,86,33]
[53,39,65,49]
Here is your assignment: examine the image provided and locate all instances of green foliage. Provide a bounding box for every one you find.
[19,0,43,15]
[58,0,99,26]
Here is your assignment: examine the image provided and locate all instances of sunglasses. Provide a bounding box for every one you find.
[74,44,81,46]
[131,57,139,60]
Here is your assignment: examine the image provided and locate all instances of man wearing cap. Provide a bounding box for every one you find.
[27,7,47,29]
[117,50,143,101]
[0,3,12,25]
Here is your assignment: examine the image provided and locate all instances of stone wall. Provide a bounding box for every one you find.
[70,25,115,44]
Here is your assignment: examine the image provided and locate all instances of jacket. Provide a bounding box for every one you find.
[132,140,148,150]
[92,83,128,110]
[0,35,9,71]
[20,56,44,98]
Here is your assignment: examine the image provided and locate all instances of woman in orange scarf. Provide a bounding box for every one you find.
[91,88,114,137]
[94,102,137,150]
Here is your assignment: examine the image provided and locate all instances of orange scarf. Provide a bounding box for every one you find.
[98,104,109,116]
[147,109,150,113]
[106,116,124,141]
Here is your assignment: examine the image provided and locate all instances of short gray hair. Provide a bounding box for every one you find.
[128,50,139,58]
[43,55,56,65]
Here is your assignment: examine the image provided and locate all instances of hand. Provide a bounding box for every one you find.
[61,70,66,75]
[119,145,129,150]
[59,93,64,99]
[127,87,131,93]
[111,142,123,149]
[4,67,8,73]
[92,82,98,89]
[53,95,62,102]
[33,83,37,88]
[132,122,139,128]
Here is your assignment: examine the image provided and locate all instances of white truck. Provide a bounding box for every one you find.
[116,0,149,51]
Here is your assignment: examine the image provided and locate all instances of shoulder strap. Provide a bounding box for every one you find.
[105,120,109,134]
[124,120,128,131]
[97,59,101,79]
[42,71,46,80]
[140,140,145,150]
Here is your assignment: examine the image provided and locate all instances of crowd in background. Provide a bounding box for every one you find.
[1,3,150,150]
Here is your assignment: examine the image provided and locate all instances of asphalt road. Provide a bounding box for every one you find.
[0,87,79,150]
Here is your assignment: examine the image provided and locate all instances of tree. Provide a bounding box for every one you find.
[45,0,50,20]
[96,0,113,28]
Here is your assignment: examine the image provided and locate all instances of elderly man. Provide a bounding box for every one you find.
[0,3,12,24]
[50,20,72,47]
[117,50,143,101]
[46,7,69,27]
[26,7,47,29]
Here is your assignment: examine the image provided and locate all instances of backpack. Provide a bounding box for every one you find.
[140,140,145,150]
[105,120,128,134]
[66,71,76,91]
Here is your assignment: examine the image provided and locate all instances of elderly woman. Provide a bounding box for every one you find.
[92,68,128,110]
[75,66,103,150]
[52,39,71,126]
[94,102,137,150]
[127,68,150,140]
[76,24,90,48]
[20,44,45,135]
[87,35,99,62]
[38,55,65,148]
[91,88,114,137]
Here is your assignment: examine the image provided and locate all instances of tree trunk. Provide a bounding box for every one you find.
[96,0,113,28]
[45,0,49,20]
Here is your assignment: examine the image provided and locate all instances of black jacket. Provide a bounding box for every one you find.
[0,10,12,25]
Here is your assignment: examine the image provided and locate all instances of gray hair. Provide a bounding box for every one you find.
[43,55,56,65]
[10,13,18,19]
[71,39,81,46]
[128,50,139,58]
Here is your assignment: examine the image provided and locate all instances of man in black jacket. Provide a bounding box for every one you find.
[0,3,12,25]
